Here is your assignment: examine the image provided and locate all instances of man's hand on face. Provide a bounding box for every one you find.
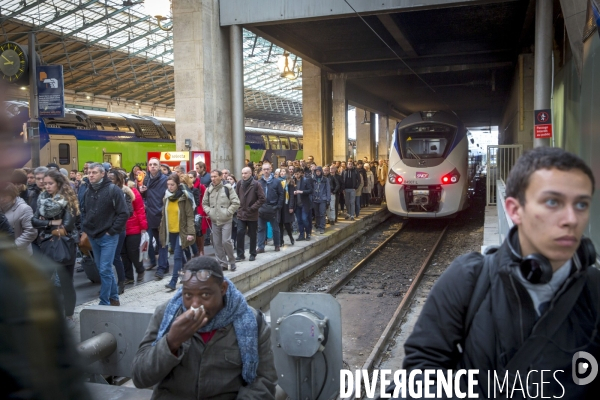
[166,307,208,354]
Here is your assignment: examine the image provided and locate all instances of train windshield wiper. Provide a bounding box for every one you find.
[407,147,421,159]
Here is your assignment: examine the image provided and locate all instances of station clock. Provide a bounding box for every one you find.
[0,42,28,83]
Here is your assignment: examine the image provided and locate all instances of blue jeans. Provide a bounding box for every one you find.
[148,227,169,274]
[168,233,184,286]
[112,230,126,283]
[258,214,280,249]
[89,233,120,305]
[295,205,311,237]
[355,192,361,217]
[344,189,356,217]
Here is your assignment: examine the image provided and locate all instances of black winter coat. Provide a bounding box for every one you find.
[258,176,284,210]
[82,179,130,238]
[326,174,340,194]
[280,180,296,224]
[142,171,168,229]
[402,234,600,399]
[27,185,42,213]
[294,177,313,208]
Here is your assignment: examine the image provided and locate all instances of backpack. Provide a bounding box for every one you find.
[207,185,230,207]
[110,184,133,218]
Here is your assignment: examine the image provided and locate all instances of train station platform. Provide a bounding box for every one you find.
[71,204,390,343]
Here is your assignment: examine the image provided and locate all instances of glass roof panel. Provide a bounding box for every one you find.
[1,0,303,110]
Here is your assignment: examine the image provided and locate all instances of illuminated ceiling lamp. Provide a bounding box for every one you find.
[277,51,301,80]
[361,110,371,125]
[144,0,172,31]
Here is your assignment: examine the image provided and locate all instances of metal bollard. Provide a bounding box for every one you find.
[77,332,117,366]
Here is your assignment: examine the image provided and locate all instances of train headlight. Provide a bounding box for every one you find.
[441,169,460,185]
[388,170,404,185]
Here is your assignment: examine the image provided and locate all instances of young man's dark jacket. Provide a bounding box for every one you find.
[401,230,600,399]
[294,175,314,208]
[142,170,168,229]
[341,168,359,190]
[82,179,129,238]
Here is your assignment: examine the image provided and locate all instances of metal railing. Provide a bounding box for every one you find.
[486,145,523,205]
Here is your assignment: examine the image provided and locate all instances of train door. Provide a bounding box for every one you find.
[49,135,78,171]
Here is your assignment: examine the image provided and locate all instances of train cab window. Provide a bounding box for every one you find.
[262,135,270,150]
[298,138,304,150]
[103,153,122,168]
[58,144,70,165]
[280,137,290,150]
[289,137,299,150]
[399,124,455,159]
[269,136,280,150]
[110,123,119,131]
[94,122,104,130]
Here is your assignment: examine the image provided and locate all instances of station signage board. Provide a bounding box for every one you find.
[37,65,65,118]
[146,150,211,173]
[534,109,552,139]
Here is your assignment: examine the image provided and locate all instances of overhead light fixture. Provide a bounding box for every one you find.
[86,95,91,99]
[144,0,172,31]
[361,110,371,125]
[277,51,301,80]
[20,86,27,90]
[135,102,140,106]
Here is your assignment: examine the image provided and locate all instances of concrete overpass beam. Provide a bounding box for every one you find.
[303,62,332,166]
[332,74,349,161]
[173,0,233,171]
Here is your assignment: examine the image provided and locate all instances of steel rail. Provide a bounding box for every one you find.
[360,224,449,377]
[327,221,409,295]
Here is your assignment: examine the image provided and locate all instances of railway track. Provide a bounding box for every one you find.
[322,219,449,384]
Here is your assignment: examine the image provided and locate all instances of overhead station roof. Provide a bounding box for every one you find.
[236,0,536,127]
[0,0,302,124]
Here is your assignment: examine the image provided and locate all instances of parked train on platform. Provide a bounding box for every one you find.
[4,101,305,172]
[385,111,470,218]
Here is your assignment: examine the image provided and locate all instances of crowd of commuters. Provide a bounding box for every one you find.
[1,155,387,325]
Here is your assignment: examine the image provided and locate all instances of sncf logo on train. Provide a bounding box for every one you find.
[416,172,429,179]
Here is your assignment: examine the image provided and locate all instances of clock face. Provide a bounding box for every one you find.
[0,42,28,82]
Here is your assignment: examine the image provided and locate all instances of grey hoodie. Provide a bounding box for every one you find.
[1,197,37,254]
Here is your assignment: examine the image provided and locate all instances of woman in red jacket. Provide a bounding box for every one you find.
[122,180,149,284]
[192,172,209,255]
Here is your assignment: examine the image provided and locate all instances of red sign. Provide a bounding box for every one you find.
[416,172,429,179]
[535,124,553,139]
[534,109,553,139]
[146,151,211,173]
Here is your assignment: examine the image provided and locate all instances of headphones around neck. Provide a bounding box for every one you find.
[507,226,596,284]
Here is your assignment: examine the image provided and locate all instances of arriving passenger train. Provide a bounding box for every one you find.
[385,111,469,217]
[4,101,305,172]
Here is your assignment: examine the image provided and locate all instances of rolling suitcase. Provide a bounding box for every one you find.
[81,254,101,284]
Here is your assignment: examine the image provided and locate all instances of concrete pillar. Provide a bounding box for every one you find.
[377,114,389,160]
[173,0,233,170]
[303,62,332,166]
[332,74,348,162]
[356,109,376,161]
[229,25,245,177]
[533,0,552,147]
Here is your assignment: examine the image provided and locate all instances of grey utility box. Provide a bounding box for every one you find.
[270,293,342,400]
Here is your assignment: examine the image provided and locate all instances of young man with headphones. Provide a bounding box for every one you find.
[399,147,600,398]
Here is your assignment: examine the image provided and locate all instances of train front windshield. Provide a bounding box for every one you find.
[399,124,456,159]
